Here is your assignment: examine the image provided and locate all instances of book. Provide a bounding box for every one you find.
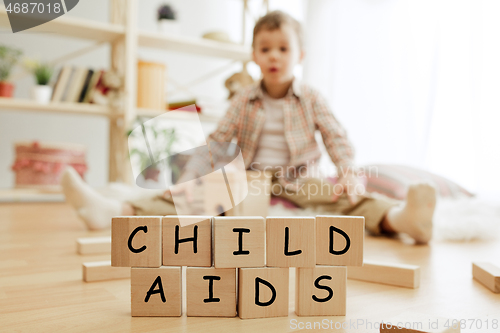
[82,70,102,103]
[60,67,76,102]
[65,68,88,103]
[51,66,72,102]
[78,69,94,103]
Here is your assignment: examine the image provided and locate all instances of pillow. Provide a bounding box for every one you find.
[360,164,474,200]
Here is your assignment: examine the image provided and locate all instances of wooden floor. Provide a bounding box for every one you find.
[0,202,499,332]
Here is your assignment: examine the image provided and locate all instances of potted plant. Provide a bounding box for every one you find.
[0,45,22,98]
[24,59,54,104]
[157,3,179,34]
[127,118,179,184]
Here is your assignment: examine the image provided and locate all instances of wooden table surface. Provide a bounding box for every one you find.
[1,202,499,332]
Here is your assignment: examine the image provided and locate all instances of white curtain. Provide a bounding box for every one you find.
[303,0,500,198]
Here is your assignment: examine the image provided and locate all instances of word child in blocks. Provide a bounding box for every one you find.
[111,216,162,267]
[213,216,266,268]
[316,215,364,266]
[266,216,315,267]
[162,216,212,267]
[131,267,182,317]
[295,266,346,316]
[186,267,237,317]
[238,267,289,319]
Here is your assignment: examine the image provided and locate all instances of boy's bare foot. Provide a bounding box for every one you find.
[385,184,437,244]
[61,167,122,230]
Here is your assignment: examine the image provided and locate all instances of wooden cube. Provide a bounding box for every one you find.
[186,267,237,317]
[111,216,162,267]
[347,260,420,289]
[316,215,364,266]
[213,216,265,268]
[162,216,212,267]
[202,170,234,217]
[226,170,272,217]
[77,236,111,255]
[131,267,182,317]
[295,266,346,316]
[266,217,315,267]
[238,267,289,319]
[473,262,500,293]
[82,261,130,282]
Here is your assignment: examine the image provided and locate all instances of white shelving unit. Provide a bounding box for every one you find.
[0,0,249,183]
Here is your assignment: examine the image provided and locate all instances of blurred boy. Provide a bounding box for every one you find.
[62,11,436,244]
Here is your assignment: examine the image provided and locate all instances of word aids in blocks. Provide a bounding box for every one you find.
[82,260,130,282]
[238,267,289,319]
[295,266,346,316]
[77,236,111,255]
[379,312,460,332]
[316,215,364,266]
[162,216,212,267]
[213,216,266,268]
[348,260,420,289]
[266,217,315,267]
[186,267,237,317]
[131,267,182,317]
[111,216,162,267]
[472,262,500,293]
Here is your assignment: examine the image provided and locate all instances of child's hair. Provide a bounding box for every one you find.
[252,10,303,49]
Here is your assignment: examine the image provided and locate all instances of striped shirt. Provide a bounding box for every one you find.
[184,79,355,190]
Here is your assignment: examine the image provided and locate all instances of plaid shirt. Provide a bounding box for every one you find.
[185,79,355,190]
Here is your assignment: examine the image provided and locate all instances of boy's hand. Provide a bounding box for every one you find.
[332,174,364,206]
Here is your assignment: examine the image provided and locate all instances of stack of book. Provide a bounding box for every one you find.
[51,66,106,104]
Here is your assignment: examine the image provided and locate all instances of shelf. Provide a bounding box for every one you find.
[0,7,125,42]
[0,98,116,117]
[138,30,251,61]
[136,108,221,123]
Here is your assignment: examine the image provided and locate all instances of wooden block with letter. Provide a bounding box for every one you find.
[131,267,182,317]
[380,312,460,332]
[472,262,500,293]
[77,236,111,255]
[266,217,315,267]
[111,216,162,267]
[213,216,265,268]
[186,267,237,317]
[348,260,420,288]
[238,267,289,319]
[316,215,364,266]
[162,216,212,267]
[82,260,130,282]
[295,266,346,316]
[226,170,272,217]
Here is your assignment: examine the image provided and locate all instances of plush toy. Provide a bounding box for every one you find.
[224,63,254,99]
[92,70,124,109]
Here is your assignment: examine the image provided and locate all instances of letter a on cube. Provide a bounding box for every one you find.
[316,216,364,266]
[162,216,212,267]
[213,216,265,268]
[295,266,346,316]
[111,216,162,267]
[266,217,315,267]
[238,267,289,319]
[131,267,182,317]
